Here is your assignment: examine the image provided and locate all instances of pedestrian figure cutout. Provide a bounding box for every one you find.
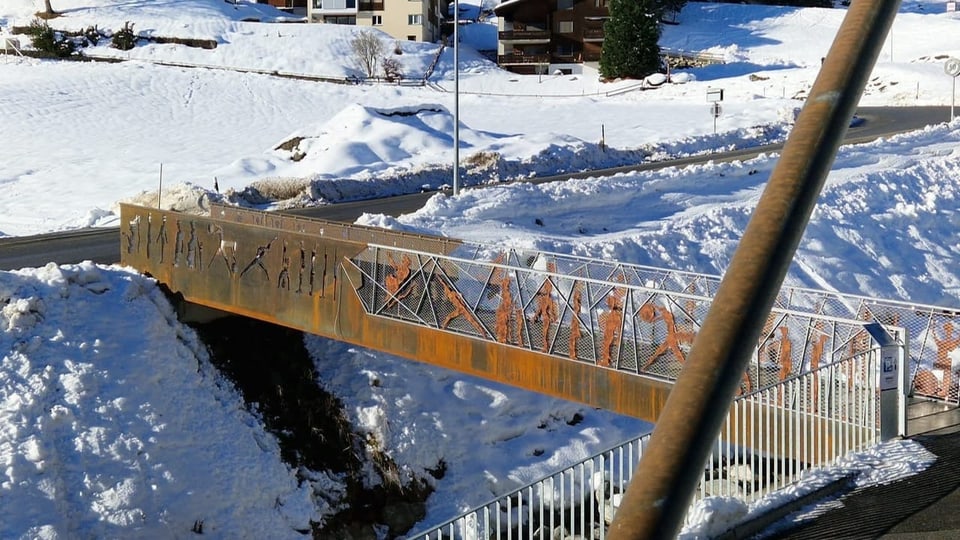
[209,225,237,274]
[569,284,583,360]
[440,280,485,335]
[639,303,696,371]
[385,253,413,307]
[934,321,960,399]
[598,290,625,367]
[532,264,559,353]
[240,236,277,280]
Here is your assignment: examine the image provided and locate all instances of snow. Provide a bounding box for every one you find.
[2,0,960,537]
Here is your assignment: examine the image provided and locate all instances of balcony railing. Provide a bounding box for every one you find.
[498,53,551,65]
[498,30,550,41]
[583,27,604,40]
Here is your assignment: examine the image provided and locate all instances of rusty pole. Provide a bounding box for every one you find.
[608,0,902,538]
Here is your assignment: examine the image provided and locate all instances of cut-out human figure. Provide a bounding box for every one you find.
[569,285,582,360]
[933,321,960,399]
[598,292,624,367]
[240,236,277,280]
[532,266,559,353]
[440,280,485,335]
[639,303,696,371]
[209,225,237,274]
[385,253,413,307]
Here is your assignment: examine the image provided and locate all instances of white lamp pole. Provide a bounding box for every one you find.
[452,0,460,196]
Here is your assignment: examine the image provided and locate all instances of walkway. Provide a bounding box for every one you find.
[766,400,960,539]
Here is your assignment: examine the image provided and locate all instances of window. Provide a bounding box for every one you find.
[558,0,574,10]
[325,15,356,24]
[558,20,573,33]
[555,43,573,56]
[372,15,382,25]
[317,0,356,8]
[408,14,422,25]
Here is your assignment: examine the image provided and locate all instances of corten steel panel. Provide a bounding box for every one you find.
[119,203,674,422]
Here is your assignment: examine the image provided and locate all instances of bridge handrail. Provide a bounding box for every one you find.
[404,343,888,539]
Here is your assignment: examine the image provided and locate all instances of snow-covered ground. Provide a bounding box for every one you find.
[2,0,960,537]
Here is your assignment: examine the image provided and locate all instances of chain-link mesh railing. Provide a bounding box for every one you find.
[349,243,943,399]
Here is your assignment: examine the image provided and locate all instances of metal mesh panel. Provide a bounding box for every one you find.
[348,244,919,398]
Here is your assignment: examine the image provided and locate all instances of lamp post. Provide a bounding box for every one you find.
[452,0,460,196]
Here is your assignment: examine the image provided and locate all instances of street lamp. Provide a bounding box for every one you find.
[452,0,460,196]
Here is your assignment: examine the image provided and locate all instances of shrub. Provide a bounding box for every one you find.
[382,57,402,82]
[351,30,384,78]
[24,17,74,57]
[112,21,138,51]
[83,25,100,46]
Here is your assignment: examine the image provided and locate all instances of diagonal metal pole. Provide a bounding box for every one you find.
[608,0,902,537]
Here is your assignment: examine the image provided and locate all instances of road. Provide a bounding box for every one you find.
[0,106,951,271]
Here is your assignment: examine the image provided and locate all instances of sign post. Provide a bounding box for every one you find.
[865,322,907,440]
[707,88,724,134]
[945,57,960,122]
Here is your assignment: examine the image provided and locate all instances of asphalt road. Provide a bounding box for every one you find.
[0,106,951,271]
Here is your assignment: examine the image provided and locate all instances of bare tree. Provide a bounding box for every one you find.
[350,30,384,79]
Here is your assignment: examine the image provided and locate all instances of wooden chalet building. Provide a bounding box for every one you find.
[494,0,609,75]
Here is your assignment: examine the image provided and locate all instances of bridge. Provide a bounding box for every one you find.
[120,199,960,537]
[120,200,958,429]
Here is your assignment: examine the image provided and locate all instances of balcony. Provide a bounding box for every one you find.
[498,30,550,42]
[498,53,551,65]
[358,0,384,9]
[583,27,604,41]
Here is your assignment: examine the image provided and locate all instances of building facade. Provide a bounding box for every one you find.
[494,0,609,75]
[308,0,444,42]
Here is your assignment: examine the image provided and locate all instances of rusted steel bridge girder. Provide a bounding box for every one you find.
[119,201,896,474]
[119,202,674,422]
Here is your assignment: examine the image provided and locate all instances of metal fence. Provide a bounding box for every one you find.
[348,242,960,403]
[404,343,888,540]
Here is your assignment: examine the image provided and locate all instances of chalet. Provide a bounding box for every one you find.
[494,0,609,76]
[306,0,444,42]
[258,0,308,16]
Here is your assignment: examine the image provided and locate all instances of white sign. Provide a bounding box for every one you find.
[945,57,960,78]
[948,1,957,12]
[706,88,724,102]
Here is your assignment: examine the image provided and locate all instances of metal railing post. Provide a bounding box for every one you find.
[607,0,903,537]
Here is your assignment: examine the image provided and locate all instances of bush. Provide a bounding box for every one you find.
[24,17,74,57]
[83,25,100,46]
[382,57,402,82]
[112,21,138,51]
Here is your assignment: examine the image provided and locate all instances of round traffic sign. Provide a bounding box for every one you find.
[945,57,960,78]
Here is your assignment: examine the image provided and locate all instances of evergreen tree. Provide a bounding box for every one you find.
[600,0,663,80]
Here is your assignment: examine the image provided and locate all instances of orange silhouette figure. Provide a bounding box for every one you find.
[569,284,583,360]
[440,281,486,335]
[777,326,793,381]
[598,291,625,367]
[490,253,515,344]
[775,326,793,405]
[933,321,960,399]
[809,323,829,411]
[639,303,695,371]
[385,253,413,307]
[495,277,515,344]
[532,264,559,352]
